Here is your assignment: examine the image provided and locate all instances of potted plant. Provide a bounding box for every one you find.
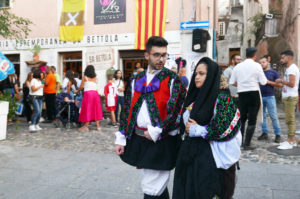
[30,44,41,62]
[0,91,18,121]
[0,91,18,140]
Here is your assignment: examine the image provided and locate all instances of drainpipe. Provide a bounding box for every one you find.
[189,0,196,21]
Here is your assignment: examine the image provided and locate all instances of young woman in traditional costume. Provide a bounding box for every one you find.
[172,57,242,199]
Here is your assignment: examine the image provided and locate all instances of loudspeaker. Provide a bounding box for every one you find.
[192,29,211,53]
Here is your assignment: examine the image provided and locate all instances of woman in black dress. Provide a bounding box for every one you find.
[23,72,33,123]
[172,57,242,199]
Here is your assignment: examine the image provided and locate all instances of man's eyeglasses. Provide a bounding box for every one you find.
[150,53,169,60]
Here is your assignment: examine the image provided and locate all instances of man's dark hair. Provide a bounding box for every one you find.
[84,65,96,78]
[246,47,257,58]
[281,50,294,57]
[51,66,56,71]
[231,54,239,61]
[145,36,168,52]
[33,68,42,79]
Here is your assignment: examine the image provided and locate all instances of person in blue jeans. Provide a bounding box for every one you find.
[258,56,282,143]
[29,69,44,132]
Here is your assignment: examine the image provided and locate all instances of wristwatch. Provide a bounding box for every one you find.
[280,79,283,84]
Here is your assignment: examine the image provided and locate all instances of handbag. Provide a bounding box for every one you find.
[15,103,24,115]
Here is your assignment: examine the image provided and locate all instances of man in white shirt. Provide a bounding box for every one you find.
[276,50,300,150]
[115,36,186,199]
[229,47,268,150]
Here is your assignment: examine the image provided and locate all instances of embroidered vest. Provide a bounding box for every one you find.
[119,68,186,138]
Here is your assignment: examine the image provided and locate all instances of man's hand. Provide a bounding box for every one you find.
[144,131,153,141]
[115,145,124,155]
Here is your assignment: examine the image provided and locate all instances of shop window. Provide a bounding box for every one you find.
[119,50,148,80]
[122,59,148,80]
[61,51,82,78]
[0,0,10,8]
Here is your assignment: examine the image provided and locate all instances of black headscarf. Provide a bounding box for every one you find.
[183,57,220,126]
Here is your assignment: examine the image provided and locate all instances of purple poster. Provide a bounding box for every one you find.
[94,0,126,24]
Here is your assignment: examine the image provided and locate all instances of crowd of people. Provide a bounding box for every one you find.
[113,36,300,199]
[228,48,300,150]
[0,35,299,199]
[0,65,124,132]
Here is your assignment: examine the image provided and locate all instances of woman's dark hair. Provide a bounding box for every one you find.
[114,70,123,80]
[25,72,33,82]
[175,57,187,68]
[74,72,79,78]
[65,70,77,86]
[33,68,42,79]
[84,65,96,78]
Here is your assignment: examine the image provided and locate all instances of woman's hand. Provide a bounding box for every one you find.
[186,118,198,134]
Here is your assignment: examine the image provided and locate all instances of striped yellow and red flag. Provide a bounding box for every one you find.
[134,0,168,50]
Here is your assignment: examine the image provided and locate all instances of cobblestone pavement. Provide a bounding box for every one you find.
[1,106,300,199]
[240,105,300,165]
[4,119,117,154]
[2,105,300,165]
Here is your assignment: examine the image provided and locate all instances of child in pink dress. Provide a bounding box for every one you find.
[104,75,117,126]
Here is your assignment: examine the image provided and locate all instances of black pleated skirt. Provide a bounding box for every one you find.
[120,133,182,170]
[172,136,236,199]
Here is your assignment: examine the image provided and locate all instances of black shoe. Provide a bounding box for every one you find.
[144,188,169,199]
[257,133,268,140]
[244,125,255,145]
[274,135,281,143]
[243,145,256,150]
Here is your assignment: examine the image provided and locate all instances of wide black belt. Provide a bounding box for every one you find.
[135,126,147,137]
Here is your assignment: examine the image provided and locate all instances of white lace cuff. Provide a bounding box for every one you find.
[147,124,162,142]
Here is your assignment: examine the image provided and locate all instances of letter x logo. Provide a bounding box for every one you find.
[66,12,79,26]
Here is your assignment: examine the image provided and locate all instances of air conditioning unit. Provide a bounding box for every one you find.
[218,22,226,36]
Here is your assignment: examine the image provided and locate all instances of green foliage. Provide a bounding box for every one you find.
[248,13,265,35]
[0,8,32,40]
[270,9,281,15]
[30,44,41,55]
[0,91,18,120]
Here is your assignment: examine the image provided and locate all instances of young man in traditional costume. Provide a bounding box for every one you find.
[115,36,186,199]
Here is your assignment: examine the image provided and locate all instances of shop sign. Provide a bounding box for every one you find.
[0,33,133,50]
[94,0,126,24]
[86,47,114,71]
